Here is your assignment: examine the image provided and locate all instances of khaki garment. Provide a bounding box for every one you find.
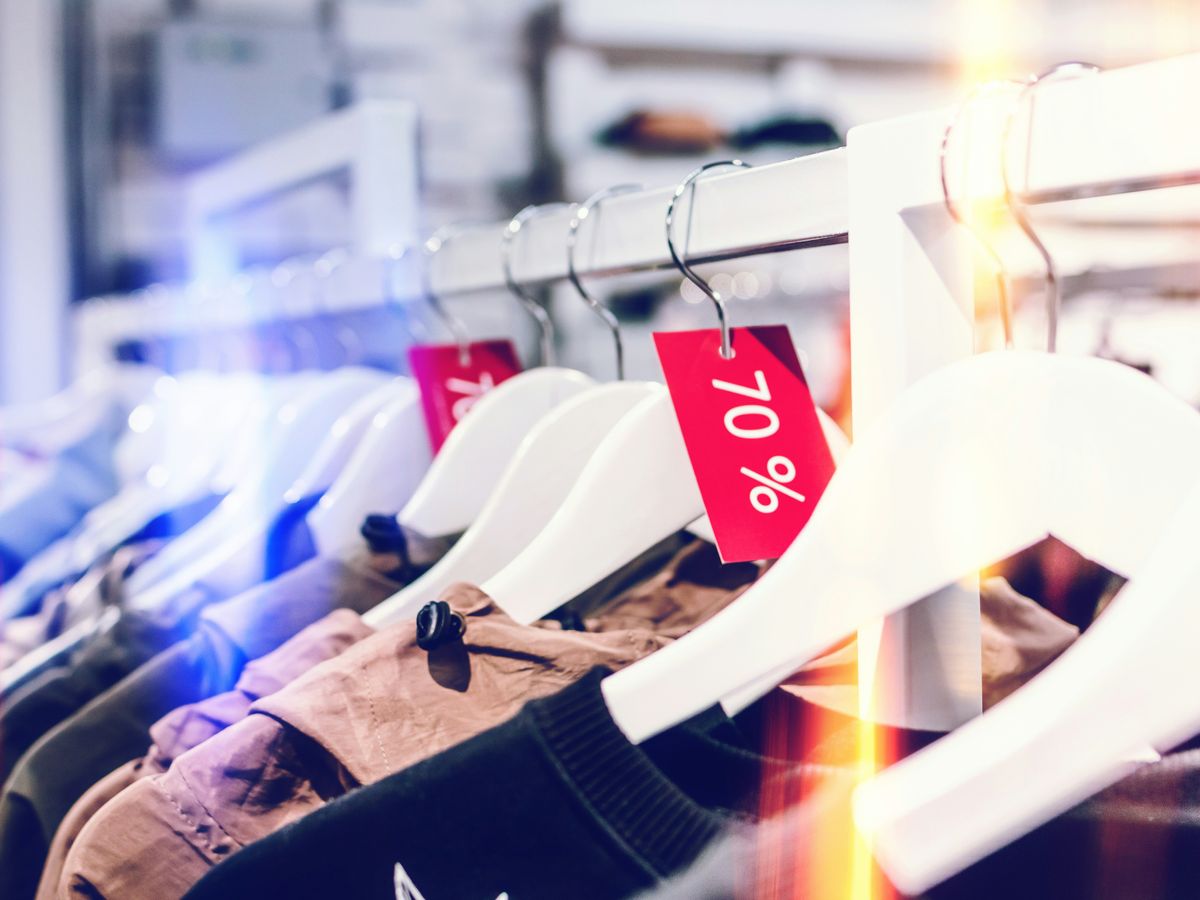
[61,585,674,900]
[779,575,1081,718]
[35,608,374,900]
[57,552,1078,900]
[979,574,1080,708]
[49,537,755,900]
[0,541,162,670]
[580,538,763,638]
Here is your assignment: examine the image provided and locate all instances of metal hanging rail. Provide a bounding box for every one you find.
[427,150,849,296]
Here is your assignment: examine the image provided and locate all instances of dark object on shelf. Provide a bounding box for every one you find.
[596,110,726,155]
[730,114,842,150]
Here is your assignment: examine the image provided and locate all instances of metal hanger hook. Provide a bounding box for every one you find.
[665,160,752,359]
[502,203,573,366]
[940,80,1026,350]
[566,184,642,380]
[423,227,473,366]
[1002,62,1102,353]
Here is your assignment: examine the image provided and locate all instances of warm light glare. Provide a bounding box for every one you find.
[956,0,1017,86]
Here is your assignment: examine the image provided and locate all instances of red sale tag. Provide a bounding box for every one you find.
[654,325,834,563]
[408,340,522,452]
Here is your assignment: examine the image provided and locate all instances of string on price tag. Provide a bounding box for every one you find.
[654,325,834,563]
[408,340,522,452]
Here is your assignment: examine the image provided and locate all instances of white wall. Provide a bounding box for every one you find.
[0,0,69,402]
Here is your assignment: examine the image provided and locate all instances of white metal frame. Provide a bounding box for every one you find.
[74,99,421,373]
[185,98,421,281]
[78,52,1200,731]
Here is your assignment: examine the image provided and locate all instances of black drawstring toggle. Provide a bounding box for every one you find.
[415,600,467,651]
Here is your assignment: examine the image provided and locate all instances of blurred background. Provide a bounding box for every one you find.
[2,0,1199,407]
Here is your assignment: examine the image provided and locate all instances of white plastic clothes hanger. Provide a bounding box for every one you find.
[855,473,1200,894]
[851,63,1200,894]
[76,371,275,547]
[123,374,397,609]
[287,379,406,503]
[0,370,248,619]
[0,362,162,455]
[483,163,849,624]
[365,381,660,625]
[566,183,727,546]
[598,349,1200,741]
[114,371,319,595]
[126,365,387,610]
[305,380,431,558]
[598,66,1200,746]
[282,252,416,502]
[124,252,414,597]
[483,380,848,625]
[397,212,597,539]
[367,186,663,626]
[118,256,371,587]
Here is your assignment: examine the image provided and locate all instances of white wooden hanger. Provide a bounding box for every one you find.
[0,362,162,456]
[599,69,1200,746]
[283,254,419,502]
[122,378,406,605]
[856,470,1200,893]
[851,63,1200,894]
[64,370,276,576]
[0,371,254,618]
[484,165,849,624]
[305,380,430,558]
[120,369,355,595]
[484,378,847,626]
[365,381,659,625]
[398,212,595,538]
[285,378,406,502]
[600,350,1200,741]
[368,187,662,625]
[397,367,594,537]
[127,366,387,609]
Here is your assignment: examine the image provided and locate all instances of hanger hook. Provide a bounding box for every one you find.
[1002,62,1101,353]
[940,80,1026,350]
[502,203,572,366]
[566,184,642,380]
[423,227,473,366]
[665,160,752,360]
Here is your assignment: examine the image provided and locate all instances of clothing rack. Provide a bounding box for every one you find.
[76,51,1200,733]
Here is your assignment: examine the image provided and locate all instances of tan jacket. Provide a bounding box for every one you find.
[61,585,674,899]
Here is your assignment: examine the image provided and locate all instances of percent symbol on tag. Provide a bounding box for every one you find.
[740,455,805,514]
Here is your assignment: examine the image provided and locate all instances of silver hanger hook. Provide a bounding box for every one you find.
[566,184,642,380]
[423,227,473,366]
[940,79,1026,349]
[665,160,752,359]
[503,203,572,366]
[1002,62,1101,352]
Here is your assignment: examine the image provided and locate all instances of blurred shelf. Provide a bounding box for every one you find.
[563,0,1200,68]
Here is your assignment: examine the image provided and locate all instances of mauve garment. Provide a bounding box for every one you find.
[61,585,674,899]
[59,557,1078,900]
[7,548,416,900]
[44,536,737,899]
[34,608,375,900]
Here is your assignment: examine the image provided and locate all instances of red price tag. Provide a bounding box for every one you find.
[654,325,834,563]
[408,339,522,452]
